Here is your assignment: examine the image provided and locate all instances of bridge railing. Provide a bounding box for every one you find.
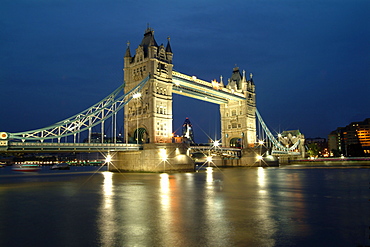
[7,141,142,152]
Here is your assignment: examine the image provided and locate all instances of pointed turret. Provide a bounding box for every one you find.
[124,41,131,58]
[249,73,254,84]
[165,36,173,63]
[166,37,172,53]
[219,75,224,87]
[241,69,247,92]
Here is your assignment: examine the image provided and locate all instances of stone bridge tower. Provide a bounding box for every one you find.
[124,28,173,143]
[220,67,256,148]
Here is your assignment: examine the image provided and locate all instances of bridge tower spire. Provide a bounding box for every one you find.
[123,28,174,143]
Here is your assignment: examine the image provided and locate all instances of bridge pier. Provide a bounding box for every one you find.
[110,143,194,172]
[220,147,279,167]
[275,154,301,164]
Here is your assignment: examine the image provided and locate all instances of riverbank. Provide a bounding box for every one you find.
[297,157,370,162]
[288,157,370,166]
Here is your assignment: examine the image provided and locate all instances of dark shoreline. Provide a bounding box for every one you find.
[293,157,370,162]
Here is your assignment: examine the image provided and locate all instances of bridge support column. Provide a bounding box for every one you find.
[110,143,194,172]
[220,147,279,167]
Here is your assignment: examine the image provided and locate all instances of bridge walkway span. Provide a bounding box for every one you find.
[4,142,142,153]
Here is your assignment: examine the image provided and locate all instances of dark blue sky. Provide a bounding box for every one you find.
[1,0,369,143]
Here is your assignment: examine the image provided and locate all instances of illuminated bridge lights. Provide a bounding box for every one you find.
[172,71,246,104]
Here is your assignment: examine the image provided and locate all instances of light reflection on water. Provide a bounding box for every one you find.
[0,164,369,246]
[158,173,173,245]
[256,167,276,246]
[197,167,229,246]
[98,171,115,247]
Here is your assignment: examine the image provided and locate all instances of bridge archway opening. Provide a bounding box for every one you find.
[133,128,148,144]
[173,94,220,144]
[230,137,242,149]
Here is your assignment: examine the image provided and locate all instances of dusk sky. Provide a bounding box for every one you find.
[1,0,369,143]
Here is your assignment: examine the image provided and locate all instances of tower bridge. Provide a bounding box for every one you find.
[0,27,305,171]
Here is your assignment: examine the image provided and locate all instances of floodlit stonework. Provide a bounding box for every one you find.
[220,68,256,148]
[124,27,174,144]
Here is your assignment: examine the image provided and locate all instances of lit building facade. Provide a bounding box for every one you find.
[219,67,256,148]
[328,118,370,156]
[124,27,173,143]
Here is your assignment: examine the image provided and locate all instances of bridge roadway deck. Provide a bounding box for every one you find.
[190,146,242,160]
[4,142,143,152]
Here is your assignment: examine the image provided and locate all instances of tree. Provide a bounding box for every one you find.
[307,143,320,157]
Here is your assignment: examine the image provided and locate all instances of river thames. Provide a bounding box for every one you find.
[0,163,369,247]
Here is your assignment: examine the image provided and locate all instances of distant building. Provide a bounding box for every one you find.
[173,118,196,144]
[182,117,194,143]
[328,118,370,157]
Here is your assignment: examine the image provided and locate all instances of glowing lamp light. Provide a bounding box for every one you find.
[105,154,112,163]
[159,148,167,161]
[213,140,220,147]
[206,156,213,162]
[258,140,264,145]
[257,155,263,160]
[133,92,141,99]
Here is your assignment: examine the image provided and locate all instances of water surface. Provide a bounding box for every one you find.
[0,164,369,246]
